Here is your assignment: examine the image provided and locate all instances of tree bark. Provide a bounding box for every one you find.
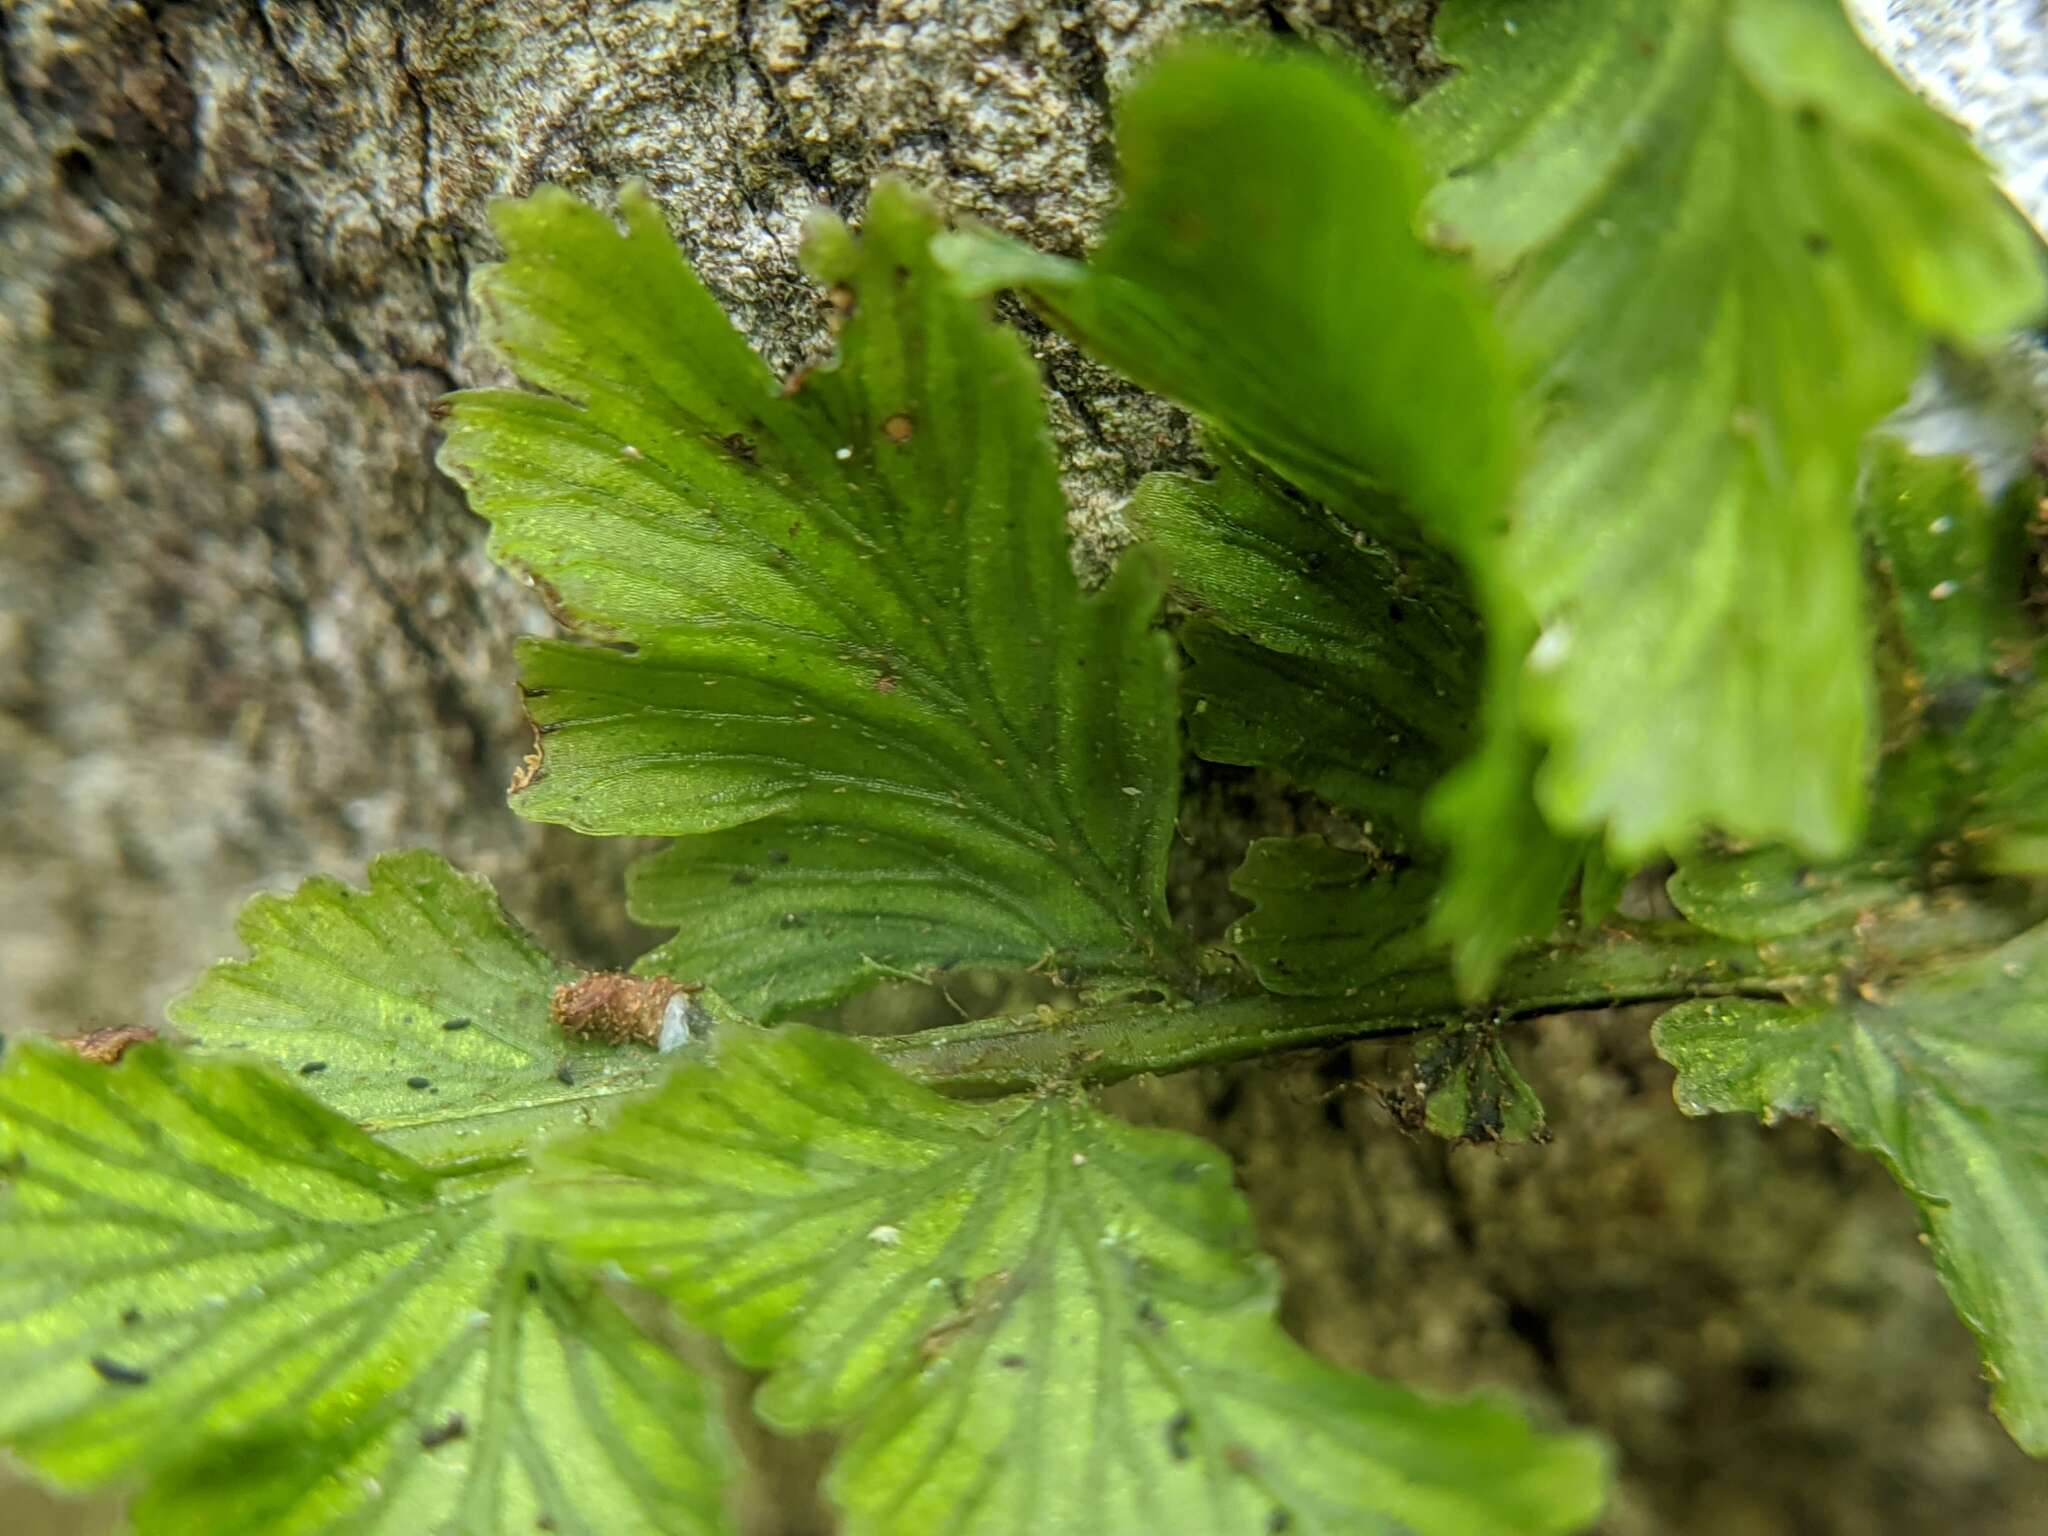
[3,3,2044,1533]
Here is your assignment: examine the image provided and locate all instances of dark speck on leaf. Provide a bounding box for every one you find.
[1742,1354,1789,1394]
[555,1063,576,1087]
[299,1061,327,1075]
[1268,1511,1294,1533]
[1804,231,1831,256]
[537,1518,558,1533]
[731,869,758,887]
[767,848,790,864]
[721,431,757,462]
[419,1413,467,1450]
[441,1017,472,1032]
[1136,1299,1165,1333]
[999,1353,1028,1370]
[526,1272,541,1294]
[1928,677,1989,732]
[407,1076,433,1091]
[1165,1409,1194,1462]
[120,1307,142,1328]
[91,1355,150,1386]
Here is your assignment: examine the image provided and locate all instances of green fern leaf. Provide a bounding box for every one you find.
[1130,445,1478,849]
[1412,0,2045,859]
[1655,919,2048,1454]
[934,40,1515,548]
[511,1021,1608,1536]
[932,42,1582,988]
[1229,837,1437,999]
[1414,1022,1548,1144]
[439,181,1187,1018]
[0,1042,731,1533]
[165,850,663,1162]
[1673,442,2048,931]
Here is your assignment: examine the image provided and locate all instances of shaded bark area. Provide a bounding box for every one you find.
[2,3,2044,1533]
[1117,1017,2048,1536]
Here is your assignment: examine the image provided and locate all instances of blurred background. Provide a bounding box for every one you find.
[4,2,2046,1532]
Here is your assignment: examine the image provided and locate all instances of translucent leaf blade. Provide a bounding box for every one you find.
[1412,0,2047,859]
[624,822,1053,1020]
[0,1044,733,1532]
[131,1255,730,1536]
[1672,442,2048,933]
[511,1023,1609,1535]
[935,40,1517,547]
[441,181,1187,1015]
[165,850,659,1160]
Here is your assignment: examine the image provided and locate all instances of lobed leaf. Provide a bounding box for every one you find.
[512,1023,1609,1536]
[1654,920,2048,1454]
[934,41,1589,989]
[1666,844,1905,944]
[1672,443,2048,932]
[166,850,659,1162]
[1413,1023,1547,1144]
[0,1042,731,1533]
[1411,0,2045,861]
[1229,837,1438,999]
[440,181,1187,1019]
[1130,444,1553,991]
[1130,446,1479,850]
[935,40,1515,549]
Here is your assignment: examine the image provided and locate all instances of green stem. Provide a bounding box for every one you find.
[869,895,2027,1098]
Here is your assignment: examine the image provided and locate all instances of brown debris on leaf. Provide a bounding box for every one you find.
[510,716,545,794]
[918,1269,1015,1363]
[551,972,695,1049]
[61,1026,158,1064]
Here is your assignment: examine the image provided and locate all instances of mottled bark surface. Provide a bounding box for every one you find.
[2,3,2045,1533]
